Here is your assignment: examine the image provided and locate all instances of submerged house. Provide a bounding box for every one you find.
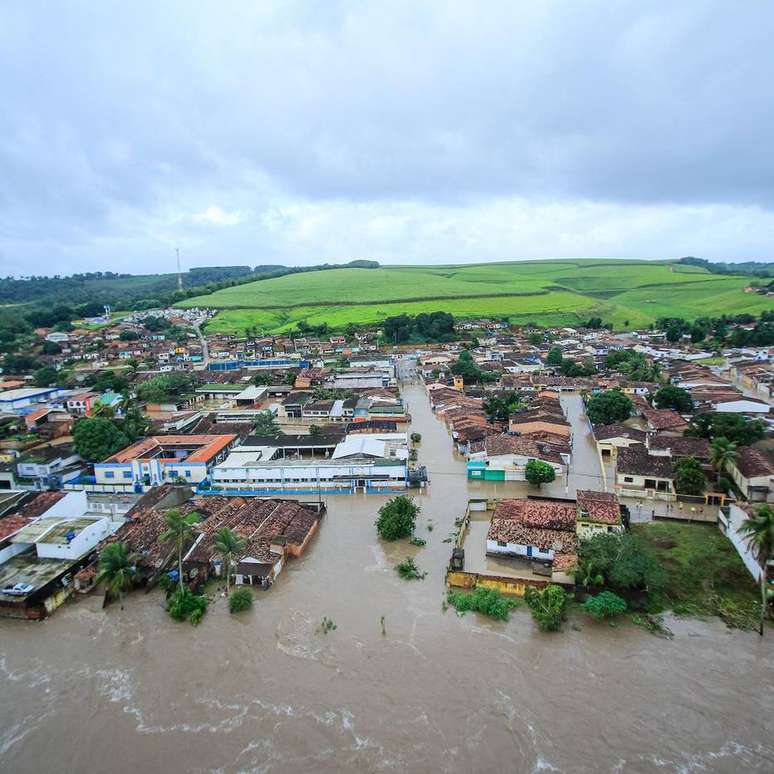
[486,499,577,564]
[183,496,324,588]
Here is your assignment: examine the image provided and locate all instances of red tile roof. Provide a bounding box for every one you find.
[0,515,32,541]
[576,490,621,525]
[105,434,237,464]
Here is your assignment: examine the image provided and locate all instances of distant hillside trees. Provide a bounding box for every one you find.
[678,256,774,278]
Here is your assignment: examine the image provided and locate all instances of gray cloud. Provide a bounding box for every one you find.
[1,1,773,275]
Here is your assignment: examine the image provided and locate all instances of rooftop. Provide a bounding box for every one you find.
[103,434,237,464]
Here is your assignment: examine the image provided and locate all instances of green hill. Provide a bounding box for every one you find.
[176,258,774,334]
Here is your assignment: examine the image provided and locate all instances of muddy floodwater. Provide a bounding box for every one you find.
[2,383,774,773]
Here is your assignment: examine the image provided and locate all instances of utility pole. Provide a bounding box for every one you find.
[176,247,183,291]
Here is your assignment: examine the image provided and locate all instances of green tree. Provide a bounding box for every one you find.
[483,391,525,422]
[739,504,774,636]
[308,424,325,438]
[375,495,420,541]
[586,389,633,425]
[33,366,58,387]
[546,347,563,366]
[525,459,556,488]
[583,591,627,620]
[41,340,62,355]
[578,532,665,593]
[252,410,280,436]
[686,413,765,446]
[524,585,566,632]
[214,527,247,594]
[672,457,706,496]
[653,384,693,413]
[229,587,253,613]
[73,417,129,462]
[159,509,201,591]
[96,542,136,608]
[710,437,737,473]
[527,332,543,346]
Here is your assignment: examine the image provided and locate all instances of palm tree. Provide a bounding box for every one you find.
[214,527,247,593]
[96,542,137,609]
[739,503,774,636]
[710,437,736,474]
[159,509,201,591]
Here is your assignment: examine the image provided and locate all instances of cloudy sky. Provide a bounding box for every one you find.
[1,1,773,276]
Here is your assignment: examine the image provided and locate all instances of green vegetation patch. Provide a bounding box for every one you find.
[632,522,760,628]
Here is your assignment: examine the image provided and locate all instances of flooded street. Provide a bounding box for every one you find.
[2,383,774,773]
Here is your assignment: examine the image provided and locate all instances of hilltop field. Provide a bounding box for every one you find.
[176,259,774,334]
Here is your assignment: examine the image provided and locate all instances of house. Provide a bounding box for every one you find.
[182,496,324,588]
[727,447,774,503]
[509,408,571,440]
[638,405,689,435]
[575,490,624,538]
[647,434,711,462]
[615,446,674,497]
[0,387,63,415]
[486,498,577,564]
[15,445,83,489]
[467,435,568,481]
[208,432,414,494]
[94,434,238,487]
[0,490,121,618]
[593,424,647,459]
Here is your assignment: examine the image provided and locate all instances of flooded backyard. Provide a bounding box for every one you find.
[2,382,773,773]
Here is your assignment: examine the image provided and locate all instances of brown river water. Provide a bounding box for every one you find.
[2,383,773,773]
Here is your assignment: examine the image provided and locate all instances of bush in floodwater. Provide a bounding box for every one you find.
[524,585,567,632]
[375,495,420,541]
[167,587,208,626]
[447,587,518,621]
[410,432,422,444]
[395,556,427,580]
[229,587,253,613]
[583,591,627,620]
[319,616,337,634]
[409,536,426,547]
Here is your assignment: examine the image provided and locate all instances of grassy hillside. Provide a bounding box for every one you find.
[177,259,774,334]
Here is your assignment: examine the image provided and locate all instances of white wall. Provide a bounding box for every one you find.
[724,504,764,581]
[36,516,112,560]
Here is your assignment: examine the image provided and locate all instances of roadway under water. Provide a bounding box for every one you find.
[2,383,773,773]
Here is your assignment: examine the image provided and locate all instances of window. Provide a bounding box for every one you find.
[624,476,633,483]
[497,540,507,547]
[184,469,191,478]
[104,471,115,479]
[123,471,132,479]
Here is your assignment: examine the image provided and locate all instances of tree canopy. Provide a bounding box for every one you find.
[672,457,706,496]
[586,389,633,426]
[686,413,765,446]
[375,495,420,540]
[73,417,129,462]
[654,384,693,413]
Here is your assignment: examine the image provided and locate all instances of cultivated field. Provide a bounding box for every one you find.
[177,259,774,334]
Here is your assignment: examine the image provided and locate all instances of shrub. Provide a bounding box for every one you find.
[524,585,567,632]
[395,556,427,580]
[167,587,208,625]
[376,495,420,540]
[583,591,628,620]
[410,432,422,443]
[409,536,426,547]
[447,587,518,621]
[525,459,556,487]
[229,587,253,613]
